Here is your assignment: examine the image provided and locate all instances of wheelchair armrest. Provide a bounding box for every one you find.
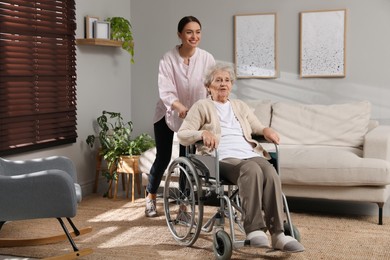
[252,134,268,143]
[252,134,275,144]
[250,135,280,175]
[252,134,278,148]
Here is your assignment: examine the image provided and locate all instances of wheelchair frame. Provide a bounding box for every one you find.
[163,142,298,259]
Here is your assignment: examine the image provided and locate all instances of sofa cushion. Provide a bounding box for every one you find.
[244,99,272,126]
[280,146,390,186]
[271,101,371,148]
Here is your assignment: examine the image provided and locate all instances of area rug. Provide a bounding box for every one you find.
[1,194,390,259]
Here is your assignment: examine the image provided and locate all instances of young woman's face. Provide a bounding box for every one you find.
[178,21,201,48]
[207,70,233,103]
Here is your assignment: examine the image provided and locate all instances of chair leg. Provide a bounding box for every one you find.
[377,202,384,225]
[114,174,119,199]
[67,218,80,236]
[136,172,141,197]
[57,218,79,252]
[94,153,103,193]
[0,221,5,231]
[122,173,126,190]
[126,173,131,198]
[132,173,135,202]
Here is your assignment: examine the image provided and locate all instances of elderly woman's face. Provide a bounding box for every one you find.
[207,70,232,103]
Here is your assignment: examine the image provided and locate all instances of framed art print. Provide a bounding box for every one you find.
[234,13,278,78]
[300,9,347,78]
[94,21,110,39]
[85,16,99,38]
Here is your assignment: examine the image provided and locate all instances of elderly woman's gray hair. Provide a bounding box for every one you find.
[204,62,236,87]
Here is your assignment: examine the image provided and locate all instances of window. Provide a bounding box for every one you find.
[0,0,77,155]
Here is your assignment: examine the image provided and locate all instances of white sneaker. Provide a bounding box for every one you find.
[145,197,157,217]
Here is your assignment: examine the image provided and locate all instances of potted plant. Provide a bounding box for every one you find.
[86,111,155,197]
[106,16,134,63]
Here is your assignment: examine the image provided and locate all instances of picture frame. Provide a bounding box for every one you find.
[94,21,110,39]
[234,13,278,78]
[300,9,347,78]
[85,16,99,38]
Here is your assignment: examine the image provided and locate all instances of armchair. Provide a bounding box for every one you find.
[0,156,92,259]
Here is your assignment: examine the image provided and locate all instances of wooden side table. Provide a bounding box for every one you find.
[114,155,141,202]
[94,151,125,195]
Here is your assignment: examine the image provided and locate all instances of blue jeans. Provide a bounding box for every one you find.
[146,117,185,194]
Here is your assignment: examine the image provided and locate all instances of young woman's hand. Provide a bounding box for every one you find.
[172,100,188,119]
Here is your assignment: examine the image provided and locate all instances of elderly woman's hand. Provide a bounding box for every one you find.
[263,127,280,145]
[201,130,218,149]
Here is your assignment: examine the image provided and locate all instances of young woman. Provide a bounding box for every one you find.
[145,16,215,217]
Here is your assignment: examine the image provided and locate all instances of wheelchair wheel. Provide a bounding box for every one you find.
[213,230,232,260]
[283,221,301,242]
[163,157,204,247]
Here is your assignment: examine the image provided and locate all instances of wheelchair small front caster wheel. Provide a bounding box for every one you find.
[284,221,301,242]
[213,230,232,260]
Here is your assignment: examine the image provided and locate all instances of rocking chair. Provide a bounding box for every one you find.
[0,156,92,259]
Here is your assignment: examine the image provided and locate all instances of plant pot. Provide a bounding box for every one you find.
[117,155,140,174]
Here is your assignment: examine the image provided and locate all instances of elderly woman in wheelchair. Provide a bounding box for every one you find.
[168,62,305,256]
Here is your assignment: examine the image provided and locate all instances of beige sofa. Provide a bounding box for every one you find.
[140,100,390,224]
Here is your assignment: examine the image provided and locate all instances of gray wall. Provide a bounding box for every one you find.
[131,0,390,137]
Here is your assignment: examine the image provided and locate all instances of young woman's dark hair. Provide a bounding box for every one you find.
[177,16,201,33]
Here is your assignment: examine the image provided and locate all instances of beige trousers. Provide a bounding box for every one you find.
[219,156,285,234]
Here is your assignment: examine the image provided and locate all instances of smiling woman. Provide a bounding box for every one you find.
[144,15,215,218]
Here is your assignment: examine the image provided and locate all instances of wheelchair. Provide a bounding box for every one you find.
[163,141,300,260]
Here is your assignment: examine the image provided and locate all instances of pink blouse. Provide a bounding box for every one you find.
[154,45,215,131]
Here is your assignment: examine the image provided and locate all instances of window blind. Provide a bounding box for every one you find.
[0,0,77,155]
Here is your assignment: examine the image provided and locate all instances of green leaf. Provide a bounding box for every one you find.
[86,110,155,188]
[106,17,134,63]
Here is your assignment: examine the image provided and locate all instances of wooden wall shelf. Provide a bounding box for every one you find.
[76,38,122,47]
